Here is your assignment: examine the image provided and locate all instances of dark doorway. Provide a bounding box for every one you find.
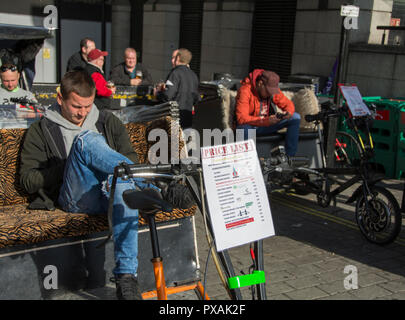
[179,0,204,77]
[249,0,297,81]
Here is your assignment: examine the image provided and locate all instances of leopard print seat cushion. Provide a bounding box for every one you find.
[0,128,29,205]
[0,116,194,249]
[0,204,196,248]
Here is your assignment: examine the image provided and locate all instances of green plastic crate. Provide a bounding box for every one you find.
[362,96,382,102]
[336,125,396,178]
[338,125,396,154]
[369,127,397,153]
[338,98,405,179]
[400,107,405,134]
[339,97,401,132]
[366,100,401,131]
[365,99,403,153]
[395,132,405,180]
[372,150,397,179]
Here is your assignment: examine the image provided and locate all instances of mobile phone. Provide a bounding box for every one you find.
[276,112,287,119]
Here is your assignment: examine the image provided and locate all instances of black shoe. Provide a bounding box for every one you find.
[115,274,143,300]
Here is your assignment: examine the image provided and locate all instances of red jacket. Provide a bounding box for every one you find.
[91,72,113,97]
[85,63,113,98]
[236,69,295,127]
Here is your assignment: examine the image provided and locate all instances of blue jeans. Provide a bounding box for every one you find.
[237,112,301,156]
[58,130,155,276]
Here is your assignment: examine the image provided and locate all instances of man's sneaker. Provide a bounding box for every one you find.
[115,274,143,300]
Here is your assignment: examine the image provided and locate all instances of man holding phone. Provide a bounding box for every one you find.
[235,69,301,156]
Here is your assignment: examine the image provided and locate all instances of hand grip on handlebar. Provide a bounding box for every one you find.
[304,113,323,123]
[265,155,309,168]
[289,156,310,168]
[114,162,201,179]
[305,108,341,123]
[115,163,173,178]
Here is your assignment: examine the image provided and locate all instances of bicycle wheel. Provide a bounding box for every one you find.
[355,185,402,245]
[334,131,363,168]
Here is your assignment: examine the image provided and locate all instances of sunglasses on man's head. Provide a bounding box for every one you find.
[0,65,18,72]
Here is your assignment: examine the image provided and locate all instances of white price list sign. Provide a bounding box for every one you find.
[201,140,275,252]
[339,85,371,117]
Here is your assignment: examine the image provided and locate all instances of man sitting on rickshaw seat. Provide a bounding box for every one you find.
[19,70,154,300]
[235,69,300,156]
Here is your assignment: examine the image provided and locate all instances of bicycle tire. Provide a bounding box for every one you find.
[355,185,402,245]
[334,131,363,169]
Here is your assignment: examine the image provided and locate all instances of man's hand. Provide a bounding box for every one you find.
[130,78,142,86]
[276,112,291,120]
[268,115,281,126]
[153,82,166,96]
[283,112,292,119]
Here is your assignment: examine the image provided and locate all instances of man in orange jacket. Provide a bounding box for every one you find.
[235,69,300,156]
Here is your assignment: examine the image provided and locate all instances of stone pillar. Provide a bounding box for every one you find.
[291,0,393,77]
[111,0,132,69]
[352,0,393,45]
[142,0,181,83]
[199,0,254,81]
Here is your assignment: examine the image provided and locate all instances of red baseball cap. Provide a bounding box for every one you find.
[261,70,280,95]
[88,49,108,61]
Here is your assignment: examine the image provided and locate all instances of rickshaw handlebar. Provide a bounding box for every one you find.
[114,161,202,180]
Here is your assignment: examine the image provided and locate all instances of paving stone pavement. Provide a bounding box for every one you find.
[54,178,405,300]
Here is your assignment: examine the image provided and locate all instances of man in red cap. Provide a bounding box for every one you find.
[235,69,301,156]
[84,48,116,109]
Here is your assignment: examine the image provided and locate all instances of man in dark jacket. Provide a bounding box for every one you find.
[19,70,153,300]
[156,48,199,129]
[66,37,96,72]
[110,48,152,86]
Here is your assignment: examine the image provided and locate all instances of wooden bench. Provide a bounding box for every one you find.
[0,116,198,299]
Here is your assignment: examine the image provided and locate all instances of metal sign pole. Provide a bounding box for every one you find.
[334,5,359,106]
[334,16,346,105]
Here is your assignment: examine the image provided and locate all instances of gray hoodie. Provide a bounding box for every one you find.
[45,103,100,156]
[0,85,37,104]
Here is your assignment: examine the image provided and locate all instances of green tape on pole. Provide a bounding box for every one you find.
[228,271,266,289]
